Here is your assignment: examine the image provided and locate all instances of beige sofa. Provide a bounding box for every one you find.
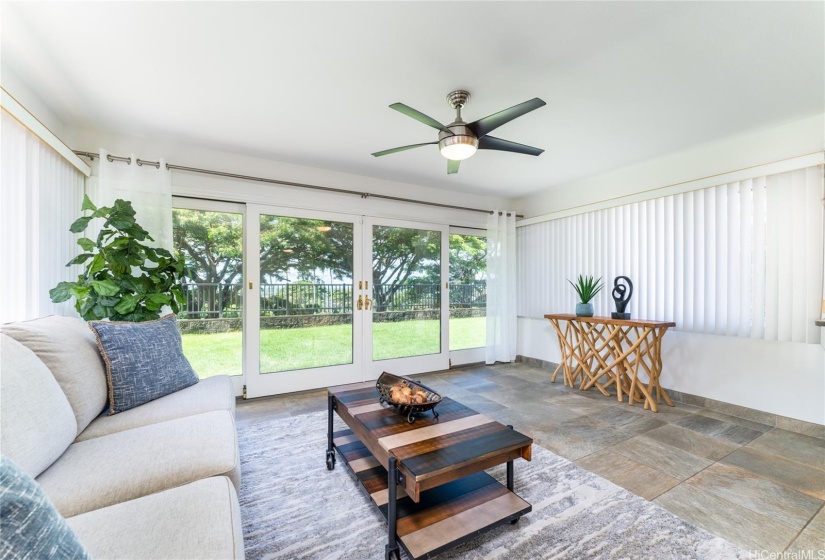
[0,315,244,560]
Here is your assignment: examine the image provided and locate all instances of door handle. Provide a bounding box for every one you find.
[357,295,363,311]
[364,295,372,310]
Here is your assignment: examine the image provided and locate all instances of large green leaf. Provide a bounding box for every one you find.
[145,293,171,305]
[69,216,92,233]
[108,214,136,231]
[96,296,121,306]
[69,285,92,301]
[89,254,106,275]
[107,250,133,270]
[118,276,142,294]
[49,281,75,303]
[77,237,96,251]
[107,237,130,249]
[91,279,120,297]
[66,253,93,266]
[81,194,97,212]
[114,294,141,315]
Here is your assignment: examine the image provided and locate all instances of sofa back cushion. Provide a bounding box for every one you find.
[0,335,77,478]
[2,316,108,434]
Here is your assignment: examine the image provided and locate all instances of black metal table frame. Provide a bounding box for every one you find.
[326,394,522,560]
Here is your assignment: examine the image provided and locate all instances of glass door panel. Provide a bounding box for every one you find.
[365,218,449,378]
[258,215,354,373]
[245,205,362,397]
[172,198,246,397]
[448,233,487,351]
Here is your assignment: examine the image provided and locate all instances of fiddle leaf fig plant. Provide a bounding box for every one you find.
[568,274,604,304]
[50,195,185,322]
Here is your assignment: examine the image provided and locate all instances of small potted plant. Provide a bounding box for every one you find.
[568,275,603,317]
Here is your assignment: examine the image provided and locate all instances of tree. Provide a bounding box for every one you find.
[449,234,486,284]
[259,217,352,282]
[173,210,243,285]
[371,227,440,311]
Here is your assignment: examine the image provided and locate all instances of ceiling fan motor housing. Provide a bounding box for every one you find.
[438,124,479,158]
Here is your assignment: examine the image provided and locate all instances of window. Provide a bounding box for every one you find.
[517,166,823,344]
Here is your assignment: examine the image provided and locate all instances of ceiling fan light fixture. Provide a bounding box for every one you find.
[439,134,478,161]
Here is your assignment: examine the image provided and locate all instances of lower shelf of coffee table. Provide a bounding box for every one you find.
[333,429,532,560]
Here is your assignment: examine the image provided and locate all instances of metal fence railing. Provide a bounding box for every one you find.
[259,283,352,316]
[179,282,486,319]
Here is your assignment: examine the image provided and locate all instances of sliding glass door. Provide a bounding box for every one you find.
[363,218,449,378]
[172,198,246,396]
[177,203,451,397]
[245,205,363,397]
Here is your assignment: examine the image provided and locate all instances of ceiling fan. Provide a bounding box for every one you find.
[372,90,546,175]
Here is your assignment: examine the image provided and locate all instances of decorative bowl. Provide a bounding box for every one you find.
[376,371,441,424]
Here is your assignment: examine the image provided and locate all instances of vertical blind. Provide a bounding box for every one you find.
[517,166,824,344]
[0,109,84,323]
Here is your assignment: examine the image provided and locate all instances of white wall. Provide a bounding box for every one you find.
[65,128,506,229]
[0,65,66,137]
[519,318,824,424]
[515,114,825,219]
[515,115,825,425]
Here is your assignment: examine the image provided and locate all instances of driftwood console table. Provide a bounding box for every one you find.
[543,314,676,412]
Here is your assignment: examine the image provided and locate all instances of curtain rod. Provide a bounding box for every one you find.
[73,151,523,218]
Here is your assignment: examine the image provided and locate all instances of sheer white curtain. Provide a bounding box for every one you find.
[86,149,172,250]
[486,211,517,363]
[517,165,824,344]
[0,110,85,322]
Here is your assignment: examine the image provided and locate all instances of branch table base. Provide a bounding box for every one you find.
[544,314,676,412]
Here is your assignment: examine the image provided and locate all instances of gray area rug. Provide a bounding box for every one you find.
[238,411,747,560]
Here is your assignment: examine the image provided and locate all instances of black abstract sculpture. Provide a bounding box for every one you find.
[611,276,633,320]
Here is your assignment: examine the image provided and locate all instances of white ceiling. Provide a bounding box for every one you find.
[2,2,822,199]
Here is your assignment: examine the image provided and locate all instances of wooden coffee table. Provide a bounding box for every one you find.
[327,381,533,560]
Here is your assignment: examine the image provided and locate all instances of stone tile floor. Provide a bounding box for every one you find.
[236,362,825,555]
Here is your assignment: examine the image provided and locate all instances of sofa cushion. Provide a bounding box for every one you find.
[0,335,77,478]
[0,456,90,560]
[76,375,236,442]
[67,477,244,560]
[36,410,240,517]
[2,316,107,435]
[88,314,199,414]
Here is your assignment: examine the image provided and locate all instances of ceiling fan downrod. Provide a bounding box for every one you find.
[446,90,471,122]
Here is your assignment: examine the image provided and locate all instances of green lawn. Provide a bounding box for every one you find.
[181,317,485,378]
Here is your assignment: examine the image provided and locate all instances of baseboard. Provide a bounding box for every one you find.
[515,355,825,440]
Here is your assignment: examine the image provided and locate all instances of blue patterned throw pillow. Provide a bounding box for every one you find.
[0,456,90,559]
[88,314,199,414]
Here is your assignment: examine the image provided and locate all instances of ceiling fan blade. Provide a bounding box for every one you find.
[371,142,438,157]
[478,135,544,156]
[390,103,453,134]
[468,98,546,139]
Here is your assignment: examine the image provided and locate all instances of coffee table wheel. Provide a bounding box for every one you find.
[510,516,520,525]
[326,450,336,471]
[385,545,400,560]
